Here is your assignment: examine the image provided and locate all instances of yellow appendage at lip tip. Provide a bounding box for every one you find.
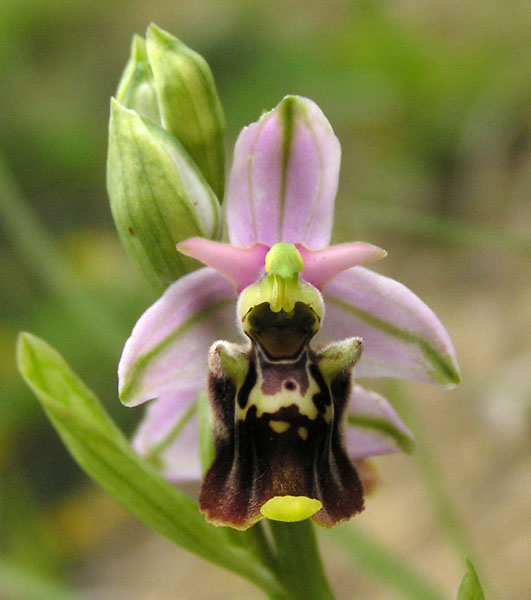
[260,495,322,522]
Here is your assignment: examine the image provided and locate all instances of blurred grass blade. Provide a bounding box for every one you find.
[16,333,286,598]
[0,556,85,600]
[328,524,445,600]
[0,156,127,359]
[457,559,485,600]
[388,384,471,557]
[359,200,531,256]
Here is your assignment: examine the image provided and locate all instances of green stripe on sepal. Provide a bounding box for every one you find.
[107,99,222,292]
[145,400,198,470]
[347,414,416,454]
[328,298,461,387]
[279,96,295,221]
[146,24,226,199]
[119,297,233,405]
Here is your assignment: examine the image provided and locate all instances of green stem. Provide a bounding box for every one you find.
[269,520,335,600]
[328,525,445,600]
[0,156,129,359]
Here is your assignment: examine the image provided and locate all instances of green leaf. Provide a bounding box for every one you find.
[107,99,222,292]
[16,333,285,598]
[146,24,226,198]
[457,559,485,600]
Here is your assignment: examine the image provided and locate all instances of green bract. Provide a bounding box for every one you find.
[457,559,486,600]
[107,24,225,292]
[107,101,222,291]
[146,24,225,198]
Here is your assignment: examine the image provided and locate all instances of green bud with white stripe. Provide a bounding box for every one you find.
[116,34,161,125]
[107,99,222,292]
[146,24,226,199]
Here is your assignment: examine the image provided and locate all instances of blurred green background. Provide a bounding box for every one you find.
[1,1,529,599]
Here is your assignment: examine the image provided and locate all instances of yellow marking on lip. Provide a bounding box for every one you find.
[269,420,290,434]
[298,426,308,440]
[260,495,322,522]
[242,359,321,420]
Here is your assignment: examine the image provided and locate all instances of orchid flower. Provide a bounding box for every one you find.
[118,95,460,530]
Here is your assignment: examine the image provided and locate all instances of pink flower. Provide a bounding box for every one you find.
[118,96,459,529]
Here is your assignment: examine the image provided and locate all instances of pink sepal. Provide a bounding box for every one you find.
[177,238,269,292]
[297,242,386,290]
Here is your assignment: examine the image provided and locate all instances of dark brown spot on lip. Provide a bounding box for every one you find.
[128,227,135,235]
[284,380,296,391]
[259,351,309,396]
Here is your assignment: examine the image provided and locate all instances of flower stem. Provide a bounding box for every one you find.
[268,520,335,600]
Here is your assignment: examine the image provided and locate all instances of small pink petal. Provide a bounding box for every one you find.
[226,96,340,248]
[345,385,415,460]
[318,267,460,387]
[177,238,269,292]
[133,388,202,482]
[297,242,387,289]
[119,268,239,406]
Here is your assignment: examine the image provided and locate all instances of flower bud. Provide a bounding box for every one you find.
[146,24,226,198]
[107,99,222,292]
[115,34,161,125]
